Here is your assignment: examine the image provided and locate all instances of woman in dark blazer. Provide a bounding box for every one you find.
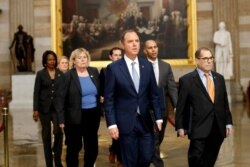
[33,50,64,167]
[58,48,101,167]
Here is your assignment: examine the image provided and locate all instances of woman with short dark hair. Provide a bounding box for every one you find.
[33,50,64,167]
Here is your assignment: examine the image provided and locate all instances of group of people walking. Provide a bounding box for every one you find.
[33,29,233,167]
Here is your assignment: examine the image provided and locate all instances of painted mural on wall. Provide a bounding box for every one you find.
[62,0,187,60]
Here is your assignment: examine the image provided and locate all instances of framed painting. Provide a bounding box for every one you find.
[51,0,197,67]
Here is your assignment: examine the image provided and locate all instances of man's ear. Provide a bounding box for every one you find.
[109,55,112,60]
[119,40,124,49]
[194,58,199,67]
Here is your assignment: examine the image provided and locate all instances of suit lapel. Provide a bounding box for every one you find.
[54,69,62,82]
[212,71,219,102]
[119,59,137,92]
[43,68,54,86]
[43,68,51,81]
[71,69,82,94]
[158,60,164,86]
[192,70,211,101]
[138,58,146,94]
[87,67,99,90]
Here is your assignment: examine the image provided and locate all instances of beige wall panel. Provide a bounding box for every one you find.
[198,0,211,2]
[238,3,250,12]
[238,0,250,93]
[0,0,11,90]
[34,0,50,6]
[0,62,11,74]
[33,0,51,72]
[240,55,250,72]
[197,42,214,49]
[35,16,50,23]
[197,19,213,48]
[0,76,11,86]
[239,25,250,32]
[239,32,250,48]
[0,62,11,89]
[197,11,213,19]
[34,23,51,37]
[197,2,212,11]
[33,37,52,71]
[240,48,250,55]
[34,7,50,17]
[239,16,250,24]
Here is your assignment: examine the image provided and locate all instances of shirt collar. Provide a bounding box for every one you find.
[196,68,212,78]
[124,54,139,65]
[147,58,158,65]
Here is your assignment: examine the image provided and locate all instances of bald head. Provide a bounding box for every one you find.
[144,40,158,61]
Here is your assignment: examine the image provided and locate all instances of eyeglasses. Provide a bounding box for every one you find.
[197,56,214,62]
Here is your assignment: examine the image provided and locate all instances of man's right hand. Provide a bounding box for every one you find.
[177,129,186,137]
[59,124,65,129]
[109,127,119,140]
[33,111,39,122]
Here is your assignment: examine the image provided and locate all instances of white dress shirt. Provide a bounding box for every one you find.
[147,58,159,85]
[124,55,140,79]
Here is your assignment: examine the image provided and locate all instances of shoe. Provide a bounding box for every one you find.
[109,151,116,163]
[117,161,123,167]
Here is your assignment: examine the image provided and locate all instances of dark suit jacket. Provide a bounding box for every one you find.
[175,69,233,139]
[104,56,162,135]
[99,67,106,97]
[58,67,100,125]
[33,68,64,114]
[158,60,178,117]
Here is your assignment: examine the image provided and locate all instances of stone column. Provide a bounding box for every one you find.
[9,0,38,142]
[212,0,243,102]
[10,0,34,35]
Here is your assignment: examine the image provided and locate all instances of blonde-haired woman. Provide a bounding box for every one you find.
[58,48,101,167]
[57,56,69,73]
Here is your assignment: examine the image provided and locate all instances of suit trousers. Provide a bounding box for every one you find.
[119,115,154,167]
[110,138,122,162]
[152,116,167,167]
[39,109,63,167]
[65,107,101,167]
[188,120,224,167]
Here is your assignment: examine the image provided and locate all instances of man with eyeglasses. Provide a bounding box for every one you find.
[175,47,233,167]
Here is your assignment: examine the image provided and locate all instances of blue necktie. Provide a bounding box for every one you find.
[131,62,139,92]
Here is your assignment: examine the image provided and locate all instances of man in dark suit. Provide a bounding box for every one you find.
[99,47,123,166]
[144,39,178,167]
[104,30,163,167]
[175,47,233,167]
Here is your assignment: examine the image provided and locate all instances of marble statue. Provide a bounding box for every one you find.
[213,21,233,79]
[9,25,35,72]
